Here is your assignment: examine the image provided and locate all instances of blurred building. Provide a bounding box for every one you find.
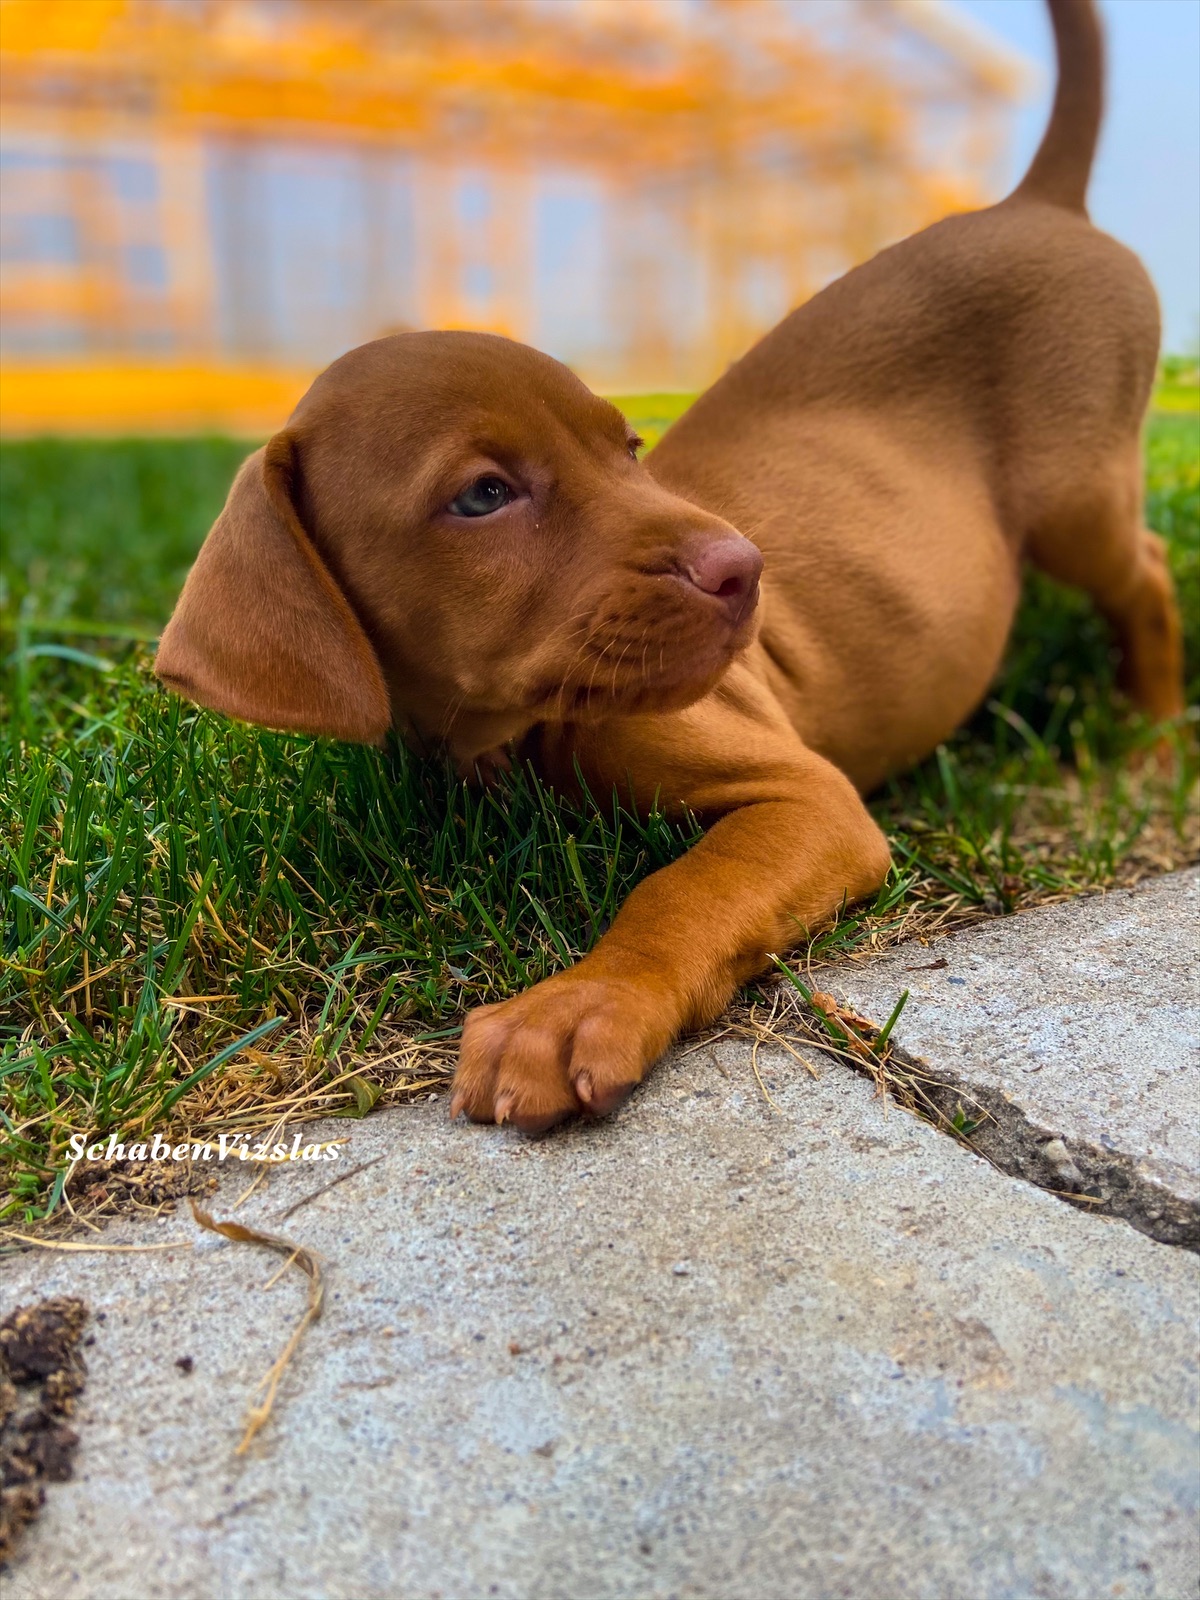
[0,0,1031,433]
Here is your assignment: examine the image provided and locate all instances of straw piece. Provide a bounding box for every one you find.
[188,1201,324,1455]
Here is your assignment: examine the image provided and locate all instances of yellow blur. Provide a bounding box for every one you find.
[0,0,1031,433]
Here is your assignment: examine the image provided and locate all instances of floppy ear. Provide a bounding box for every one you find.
[155,434,391,744]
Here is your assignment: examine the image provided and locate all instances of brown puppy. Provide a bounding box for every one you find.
[158,0,1184,1133]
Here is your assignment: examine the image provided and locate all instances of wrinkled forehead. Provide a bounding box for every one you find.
[291,330,632,464]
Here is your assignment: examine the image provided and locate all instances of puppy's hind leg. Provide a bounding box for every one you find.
[1026,461,1185,728]
[1103,528,1186,726]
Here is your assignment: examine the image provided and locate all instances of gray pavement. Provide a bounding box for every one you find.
[3,1085,1197,1595]
[832,869,1200,1247]
[2,874,1199,1600]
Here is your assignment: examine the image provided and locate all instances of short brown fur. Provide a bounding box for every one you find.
[157,0,1184,1132]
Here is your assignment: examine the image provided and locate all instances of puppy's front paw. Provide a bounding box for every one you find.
[449,973,673,1133]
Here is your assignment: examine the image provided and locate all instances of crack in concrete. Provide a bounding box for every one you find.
[835,1035,1199,1252]
[796,871,1200,1253]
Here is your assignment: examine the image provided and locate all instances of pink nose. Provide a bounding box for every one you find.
[683,536,763,623]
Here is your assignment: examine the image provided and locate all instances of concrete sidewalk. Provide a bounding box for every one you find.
[834,868,1200,1247]
[3,875,1198,1600]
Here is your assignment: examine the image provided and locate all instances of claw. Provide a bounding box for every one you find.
[578,1076,637,1118]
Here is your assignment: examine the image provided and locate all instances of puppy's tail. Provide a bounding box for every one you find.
[1011,0,1103,212]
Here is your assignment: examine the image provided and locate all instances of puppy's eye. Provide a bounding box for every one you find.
[447,476,513,518]
[628,435,644,461]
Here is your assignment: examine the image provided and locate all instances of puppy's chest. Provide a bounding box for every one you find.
[754,543,1020,779]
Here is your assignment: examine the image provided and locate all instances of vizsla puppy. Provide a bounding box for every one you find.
[158,0,1183,1132]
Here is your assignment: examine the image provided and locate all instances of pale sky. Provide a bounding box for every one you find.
[958,0,1200,352]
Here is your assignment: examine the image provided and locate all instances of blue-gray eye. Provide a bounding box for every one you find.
[448,476,513,517]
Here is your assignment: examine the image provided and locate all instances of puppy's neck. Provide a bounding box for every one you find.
[401,704,534,780]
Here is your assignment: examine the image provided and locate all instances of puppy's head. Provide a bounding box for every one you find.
[156,331,761,764]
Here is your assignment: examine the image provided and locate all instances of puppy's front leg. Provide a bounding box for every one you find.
[450,690,891,1131]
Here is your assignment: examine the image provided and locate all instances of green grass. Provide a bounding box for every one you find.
[1156,355,1200,415]
[2,403,1197,1220]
